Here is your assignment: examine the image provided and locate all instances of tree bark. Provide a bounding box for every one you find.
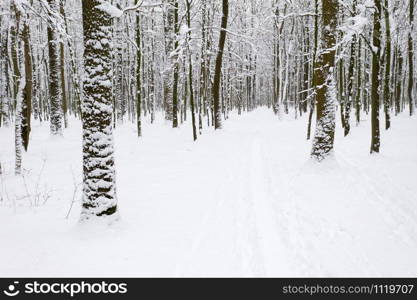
[163,0,175,121]
[47,0,63,135]
[81,0,117,220]
[60,0,68,128]
[186,0,197,141]
[311,0,338,161]
[12,2,25,175]
[383,0,391,130]
[344,0,357,136]
[212,0,229,130]
[408,0,414,116]
[307,0,319,140]
[21,9,32,150]
[136,1,142,137]
[370,0,382,153]
[355,38,362,125]
[172,0,179,128]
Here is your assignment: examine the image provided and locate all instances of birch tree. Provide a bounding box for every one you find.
[12,0,26,175]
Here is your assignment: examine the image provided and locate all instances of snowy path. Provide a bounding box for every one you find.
[0,109,416,276]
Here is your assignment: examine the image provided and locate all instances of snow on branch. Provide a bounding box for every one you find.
[122,1,163,14]
[96,0,163,18]
[96,1,123,18]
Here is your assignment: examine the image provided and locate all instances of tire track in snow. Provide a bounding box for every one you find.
[227,131,266,275]
[247,134,293,275]
[175,129,266,276]
[173,155,243,276]
[280,166,324,275]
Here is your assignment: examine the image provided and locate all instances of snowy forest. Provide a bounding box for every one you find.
[0,0,416,277]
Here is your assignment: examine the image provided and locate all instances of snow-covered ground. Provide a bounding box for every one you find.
[0,108,416,277]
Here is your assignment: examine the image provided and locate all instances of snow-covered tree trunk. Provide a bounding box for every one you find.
[47,0,63,136]
[171,0,179,128]
[15,64,25,175]
[21,10,32,151]
[383,0,391,130]
[13,1,26,175]
[198,0,207,133]
[408,0,414,116]
[394,47,403,115]
[135,0,142,137]
[212,0,229,130]
[62,4,82,118]
[355,38,362,125]
[163,0,175,121]
[59,0,68,128]
[10,2,20,110]
[370,0,382,154]
[80,0,118,220]
[0,58,9,127]
[272,0,281,115]
[311,0,338,161]
[343,0,357,137]
[186,0,197,141]
[113,15,124,123]
[0,4,11,127]
[307,0,319,140]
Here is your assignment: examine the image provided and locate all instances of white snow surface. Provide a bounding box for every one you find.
[0,108,416,277]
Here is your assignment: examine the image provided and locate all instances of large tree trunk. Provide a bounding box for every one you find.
[394,47,403,115]
[408,0,414,116]
[81,0,117,220]
[212,0,229,130]
[311,0,338,161]
[136,0,142,137]
[47,0,63,136]
[272,1,281,116]
[172,0,179,128]
[12,1,25,175]
[307,0,319,140]
[59,0,68,128]
[0,7,9,127]
[113,14,124,124]
[370,0,382,153]
[10,2,20,114]
[355,38,362,125]
[186,0,197,141]
[21,11,32,151]
[15,63,25,175]
[343,0,357,136]
[198,0,207,133]
[163,0,175,121]
[383,0,391,130]
[63,5,82,117]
